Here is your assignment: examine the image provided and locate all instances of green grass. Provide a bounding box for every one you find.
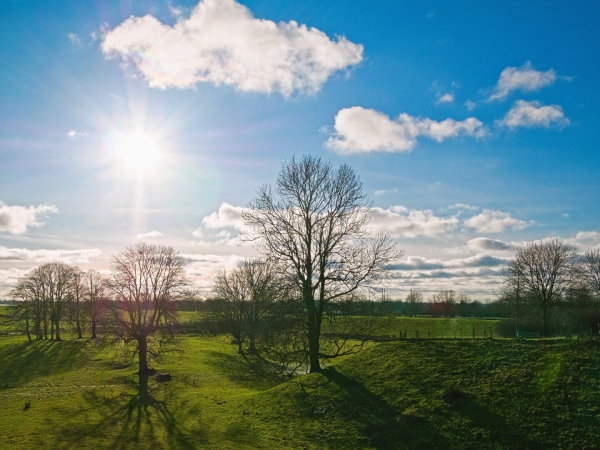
[1,331,599,449]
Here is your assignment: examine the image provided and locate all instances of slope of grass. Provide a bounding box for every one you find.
[1,333,599,449]
[246,339,600,449]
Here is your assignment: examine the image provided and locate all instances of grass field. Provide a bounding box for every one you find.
[1,328,599,449]
[179,311,501,339]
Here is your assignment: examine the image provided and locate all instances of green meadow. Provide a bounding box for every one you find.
[1,314,599,449]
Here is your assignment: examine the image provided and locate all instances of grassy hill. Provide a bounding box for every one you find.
[1,333,599,449]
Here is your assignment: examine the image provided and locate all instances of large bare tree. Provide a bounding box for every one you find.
[85,270,107,339]
[108,243,189,374]
[504,238,575,336]
[243,155,399,373]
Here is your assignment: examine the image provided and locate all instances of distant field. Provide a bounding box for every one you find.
[1,333,599,449]
[179,311,501,339]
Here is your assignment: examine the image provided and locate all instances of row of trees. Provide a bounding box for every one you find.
[10,263,106,341]
[500,239,600,336]
[10,244,190,374]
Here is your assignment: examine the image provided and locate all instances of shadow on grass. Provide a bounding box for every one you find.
[204,349,288,386]
[56,374,208,449]
[0,339,89,388]
[316,367,445,450]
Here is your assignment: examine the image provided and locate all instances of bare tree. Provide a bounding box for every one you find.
[578,249,600,297]
[107,243,189,374]
[406,290,423,317]
[505,238,575,336]
[431,290,457,317]
[85,270,106,339]
[69,269,86,339]
[243,155,399,373]
[211,259,280,354]
[38,262,74,341]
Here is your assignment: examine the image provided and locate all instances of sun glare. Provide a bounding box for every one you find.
[113,132,162,175]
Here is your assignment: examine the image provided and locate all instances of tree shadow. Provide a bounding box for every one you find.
[316,367,445,449]
[55,374,208,449]
[204,350,288,387]
[0,339,89,388]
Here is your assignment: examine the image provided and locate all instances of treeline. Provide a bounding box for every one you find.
[7,262,106,341]
[498,239,600,337]
[7,243,190,374]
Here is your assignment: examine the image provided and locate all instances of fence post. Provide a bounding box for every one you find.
[490,327,493,339]
[472,324,475,339]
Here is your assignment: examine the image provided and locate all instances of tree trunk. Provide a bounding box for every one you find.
[138,333,149,374]
[91,320,97,339]
[76,319,82,339]
[238,340,244,355]
[55,319,61,341]
[249,336,256,353]
[305,283,321,373]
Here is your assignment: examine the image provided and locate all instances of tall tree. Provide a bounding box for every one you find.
[243,155,399,372]
[85,270,106,339]
[108,243,188,374]
[505,238,575,336]
[38,262,74,341]
[69,269,86,339]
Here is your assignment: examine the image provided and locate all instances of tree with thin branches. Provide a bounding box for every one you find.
[243,155,399,372]
[107,243,189,374]
[504,238,575,336]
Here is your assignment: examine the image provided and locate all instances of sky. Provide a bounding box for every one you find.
[1,0,599,300]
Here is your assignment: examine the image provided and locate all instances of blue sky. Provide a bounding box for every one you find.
[1,0,599,298]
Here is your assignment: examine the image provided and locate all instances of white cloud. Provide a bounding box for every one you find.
[0,201,58,234]
[0,268,32,293]
[374,188,398,196]
[464,209,530,233]
[137,230,163,239]
[202,202,247,232]
[447,253,508,268]
[464,100,476,111]
[448,203,479,211]
[467,237,515,252]
[436,93,455,104]
[68,32,82,46]
[566,231,600,251]
[489,61,558,101]
[498,100,569,129]
[67,129,87,138]
[0,246,101,264]
[101,0,363,97]
[326,106,487,154]
[181,253,246,292]
[368,205,459,238]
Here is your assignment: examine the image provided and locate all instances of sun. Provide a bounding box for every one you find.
[115,132,162,174]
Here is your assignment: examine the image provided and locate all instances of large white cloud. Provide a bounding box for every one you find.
[489,61,558,101]
[0,246,102,264]
[0,201,58,234]
[325,106,487,154]
[498,100,569,129]
[368,205,459,238]
[464,209,529,233]
[101,0,363,97]
[137,230,163,239]
[201,202,247,232]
